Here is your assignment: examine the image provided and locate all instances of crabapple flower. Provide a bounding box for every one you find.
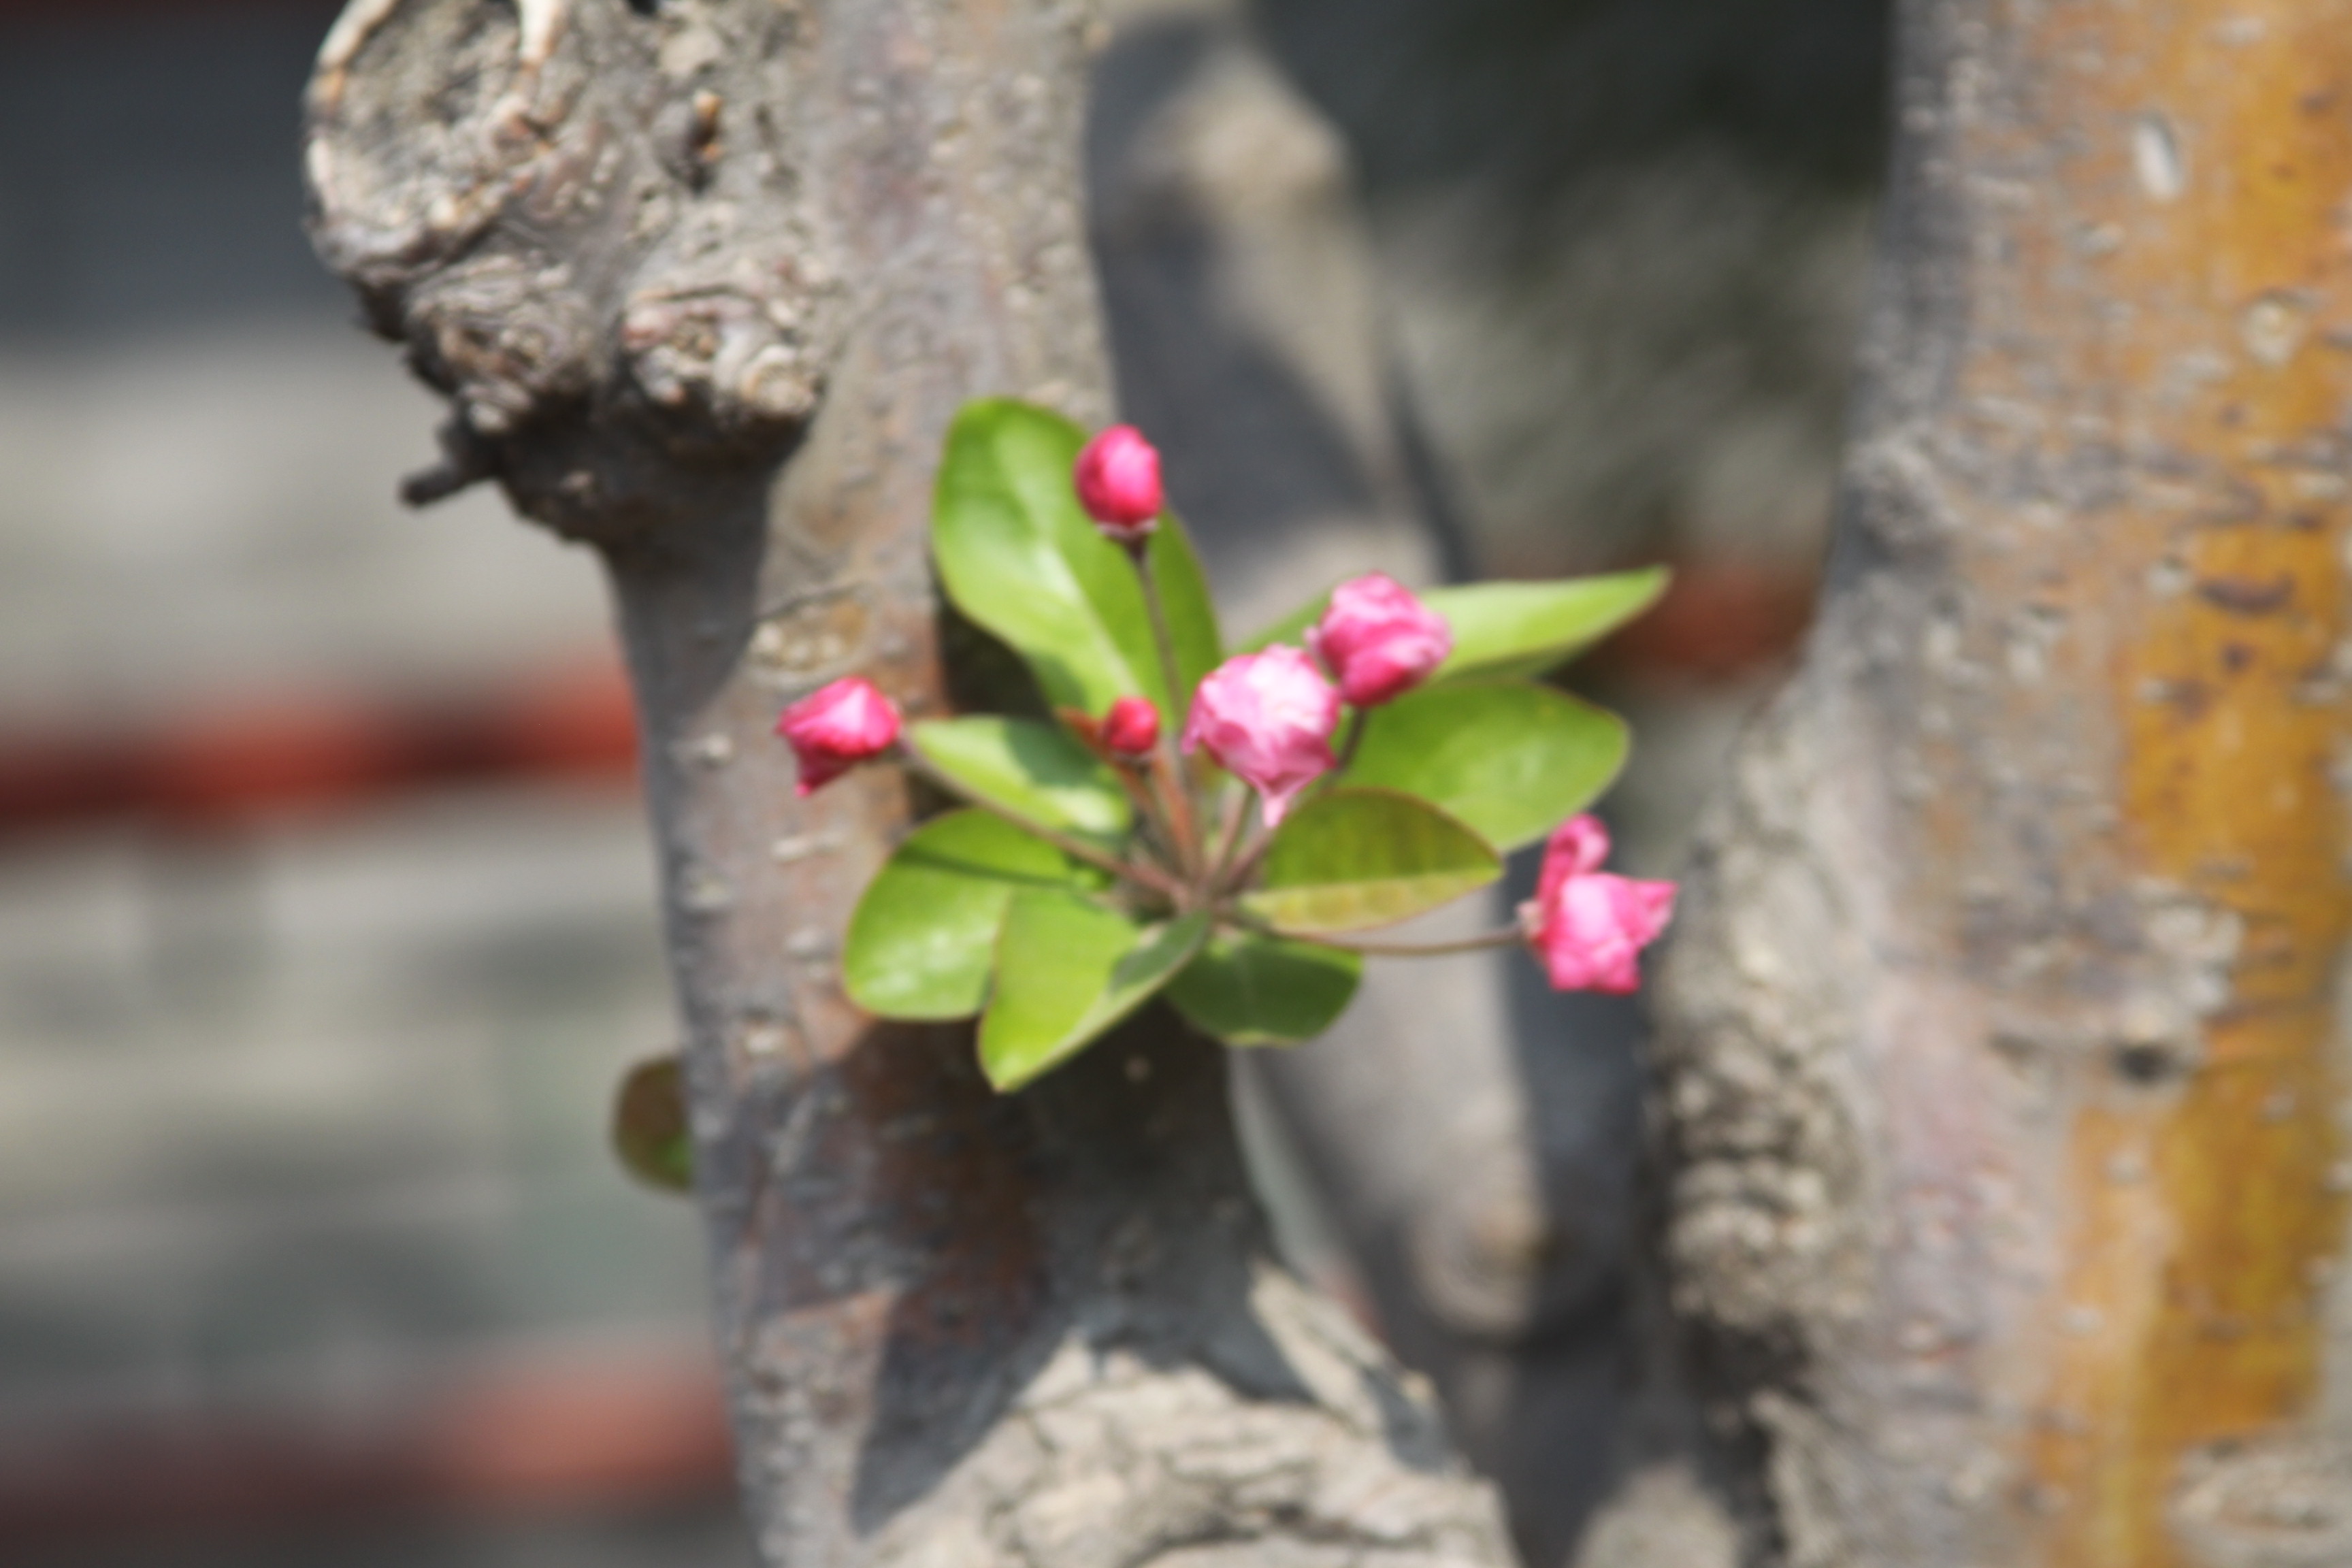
[1522,814,1676,994]
[1308,572,1453,706]
[776,676,901,796]
[1101,695,1160,758]
[1541,813,1612,885]
[1073,424,1163,542]
[1182,646,1340,826]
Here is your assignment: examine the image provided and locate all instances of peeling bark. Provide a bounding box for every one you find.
[301,2,1511,1563]
[1651,1,2352,1563]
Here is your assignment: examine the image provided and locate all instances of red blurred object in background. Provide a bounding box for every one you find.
[0,559,1820,844]
[1590,561,1816,685]
[0,658,640,841]
[0,1339,733,1554]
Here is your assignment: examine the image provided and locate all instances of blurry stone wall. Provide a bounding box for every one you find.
[0,11,749,1566]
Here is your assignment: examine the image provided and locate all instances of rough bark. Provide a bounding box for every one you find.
[300,3,1512,1563]
[1650,1,2352,1564]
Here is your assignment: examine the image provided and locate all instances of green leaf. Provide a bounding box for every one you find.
[932,399,1222,715]
[1243,787,1501,934]
[1242,567,1668,683]
[907,717,1131,839]
[843,811,1100,1021]
[1167,930,1361,1045]
[612,1056,693,1194]
[1143,509,1225,703]
[979,894,1209,1090]
[1345,681,1628,853]
[1429,570,1669,682]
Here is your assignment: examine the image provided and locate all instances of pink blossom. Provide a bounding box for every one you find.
[1073,424,1164,542]
[1522,815,1676,993]
[1539,814,1612,891]
[1307,573,1452,706]
[776,676,902,796]
[1182,647,1340,826]
[1101,695,1160,757]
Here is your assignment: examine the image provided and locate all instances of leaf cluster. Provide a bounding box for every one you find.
[844,399,1661,1090]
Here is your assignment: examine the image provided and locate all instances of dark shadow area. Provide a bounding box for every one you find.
[603,480,779,728]
[1256,0,1894,578]
[1087,16,1386,593]
[1254,0,1890,219]
[1386,366,1480,584]
[823,1021,1054,1530]
[847,1011,1319,1529]
[0,4,348,348]
[1492,839,1650,1558]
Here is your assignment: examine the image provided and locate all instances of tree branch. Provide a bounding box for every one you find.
[302,2,1512,1563]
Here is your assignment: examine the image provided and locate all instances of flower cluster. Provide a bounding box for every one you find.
[1178,572,1452,825]
[767,401,1673,1088]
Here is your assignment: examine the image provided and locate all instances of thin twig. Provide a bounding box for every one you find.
[1224,910,1526,958]
[1216,707,1362,895]
[1333,706,1368,776]
[1132,546,1204,871]
[1206,783,1250,885]
[1108,759,1176,863]
[1284,706,1367,823]
[1223,827,1279,888]
[1218,822,1275,896]
[898,751,1182,899]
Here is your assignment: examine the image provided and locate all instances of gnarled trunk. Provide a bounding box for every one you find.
[1650,1,2352,1563]
[301,2,1511,1562]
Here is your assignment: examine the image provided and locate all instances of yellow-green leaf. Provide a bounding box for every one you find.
[1347,681,1628,852]
[1243,567,1667,684]
[907,717,1131,839]
[1243,787,1500,934]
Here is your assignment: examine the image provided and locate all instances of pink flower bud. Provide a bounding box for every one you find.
[1181,646,1340,827]
[1541,814,1612,889]
[1522,815,1676,994]
[1073,424,1163,542]
[775,676,901,796]
[1307,572,1452,706]
[1101,695,1160,758]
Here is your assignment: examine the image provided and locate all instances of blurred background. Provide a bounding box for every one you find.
[0,1,1879,1564]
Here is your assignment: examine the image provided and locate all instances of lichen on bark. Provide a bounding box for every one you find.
[1650,2,2352,1563]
